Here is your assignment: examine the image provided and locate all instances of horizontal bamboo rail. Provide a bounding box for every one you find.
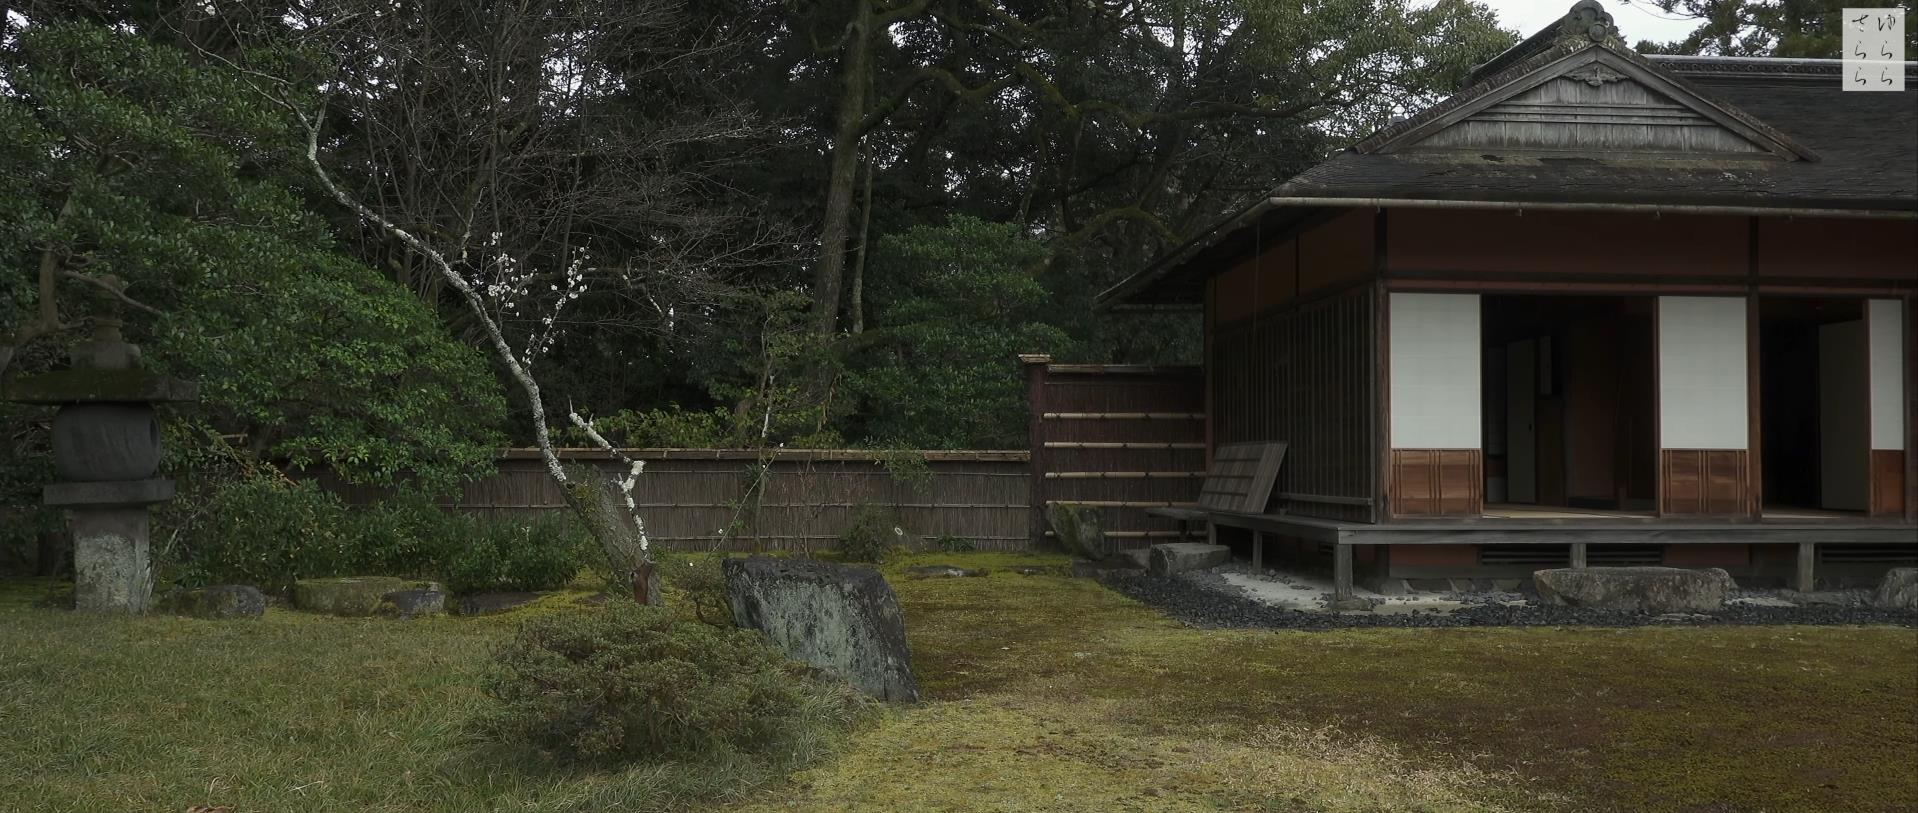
[498,447,1029,462]
[1042,412,1205,420]
[1043,471,1206,479]
[1043,529,1202,539]
[1042,441,1206,450]
[1045,500,1199,508]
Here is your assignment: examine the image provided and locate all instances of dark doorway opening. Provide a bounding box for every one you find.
[1482,295,1656,512]
[1759,297,1868,514]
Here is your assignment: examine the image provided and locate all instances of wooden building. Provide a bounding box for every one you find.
[1098,2,1917,594]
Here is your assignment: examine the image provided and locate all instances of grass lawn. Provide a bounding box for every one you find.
[2,553,1914,812]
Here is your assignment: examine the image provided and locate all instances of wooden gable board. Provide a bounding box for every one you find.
[1366,47,1816,162]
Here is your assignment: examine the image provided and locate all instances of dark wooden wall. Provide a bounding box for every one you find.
[1024,360,1206,552]
[1211,285,1379,522]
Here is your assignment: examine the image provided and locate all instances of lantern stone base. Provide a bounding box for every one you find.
[46,478,173,614]
[70,507,154,613]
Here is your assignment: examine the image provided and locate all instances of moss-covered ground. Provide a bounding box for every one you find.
[2,553,1913,812]
[751,552,1918,813]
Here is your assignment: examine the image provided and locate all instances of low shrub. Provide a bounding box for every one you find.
[350,493,467,578]
[836,504,905,563]
[480,601,862,762]
[665,552,733,626]
[934,535,976,553]
[177,477,588,595]
[175,479,358,593]
[442,515,589,595]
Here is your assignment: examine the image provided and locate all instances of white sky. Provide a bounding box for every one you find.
[1456,0,1705,46]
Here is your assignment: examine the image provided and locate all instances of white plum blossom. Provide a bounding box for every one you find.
[470,232,591,366]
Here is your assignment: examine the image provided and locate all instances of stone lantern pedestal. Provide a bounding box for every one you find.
[1,322,196,613]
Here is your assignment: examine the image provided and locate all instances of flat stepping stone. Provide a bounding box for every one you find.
[904,564,983,579]
[379,587,445,619]
[1534,566,1734,614]
[295,577,408,616]
[160,585,265,619]
[1148,543,1231,577]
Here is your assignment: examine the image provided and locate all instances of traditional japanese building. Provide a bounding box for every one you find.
[1098,1,1917,594]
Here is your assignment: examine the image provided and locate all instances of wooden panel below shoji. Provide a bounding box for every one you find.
[1659,449,1750,516]
[1390,449,1483,517]
[1871,450,1907,517]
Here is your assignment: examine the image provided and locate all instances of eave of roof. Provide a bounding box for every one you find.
[1095,195,1918,309]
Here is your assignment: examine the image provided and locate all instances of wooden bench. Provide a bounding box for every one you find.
[1148,441,1288,572]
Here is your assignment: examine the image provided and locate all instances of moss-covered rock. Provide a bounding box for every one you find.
[1045,502,1104,559]
[378,587,446,619]
[294,577,408,616]
[159,584,266,619]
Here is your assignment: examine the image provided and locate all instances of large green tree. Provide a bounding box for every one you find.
[1634,0,1918,56]
[0,22,506,491]
[845,216,1071,448]
[763,0,1512,341]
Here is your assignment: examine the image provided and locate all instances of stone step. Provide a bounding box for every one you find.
[1148,542,1232,576]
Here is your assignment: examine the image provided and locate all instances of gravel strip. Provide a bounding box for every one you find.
[1099,570,1918,629]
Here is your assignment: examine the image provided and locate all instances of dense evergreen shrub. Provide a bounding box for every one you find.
[176,479,587,595]
[442,515,588,595]
[350,493,467,578]
[480,602,859,762]
[176,479,359,593]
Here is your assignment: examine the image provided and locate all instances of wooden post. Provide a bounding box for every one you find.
[1021,354,1052,546]
[1796,541,1816,593]
[1206,521,1217,547]
[1570,541,1588,569]
[1251,530,1263,574]
[1333,543,1355,603]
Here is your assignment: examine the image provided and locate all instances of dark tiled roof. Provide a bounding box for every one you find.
[1285,56,1918,211]
[1102,52,1917,306]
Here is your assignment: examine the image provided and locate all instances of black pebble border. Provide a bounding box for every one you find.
[1098,571,1918,630]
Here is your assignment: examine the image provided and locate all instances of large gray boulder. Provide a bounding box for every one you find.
[1045,502,1104,559]
[1533,566,1735,613]
[1148,542,1232,577]
[723,556,919,702]
[1873,567,1918,611]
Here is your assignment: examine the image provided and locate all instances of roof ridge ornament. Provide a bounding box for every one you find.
[1564,62,1629,86]
[1557,0,1623,48]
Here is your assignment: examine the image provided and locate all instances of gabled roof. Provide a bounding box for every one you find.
[1100,0,1918,307]
[1351,36,1816,161]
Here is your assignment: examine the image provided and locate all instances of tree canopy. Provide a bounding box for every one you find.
[3,0,1536,454]
[1,21,505,491]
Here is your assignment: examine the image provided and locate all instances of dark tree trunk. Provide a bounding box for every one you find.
[810,0,875,338]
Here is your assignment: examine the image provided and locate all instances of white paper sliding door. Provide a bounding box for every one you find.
[1657,296,1751,516]
[1658,296,1748,450]
[1389,293,1482,449]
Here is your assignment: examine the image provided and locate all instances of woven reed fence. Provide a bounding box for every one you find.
[309,448,1033,553]
[308,359,1206,554]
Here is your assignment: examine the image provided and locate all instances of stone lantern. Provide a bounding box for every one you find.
[1,318,196,613]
